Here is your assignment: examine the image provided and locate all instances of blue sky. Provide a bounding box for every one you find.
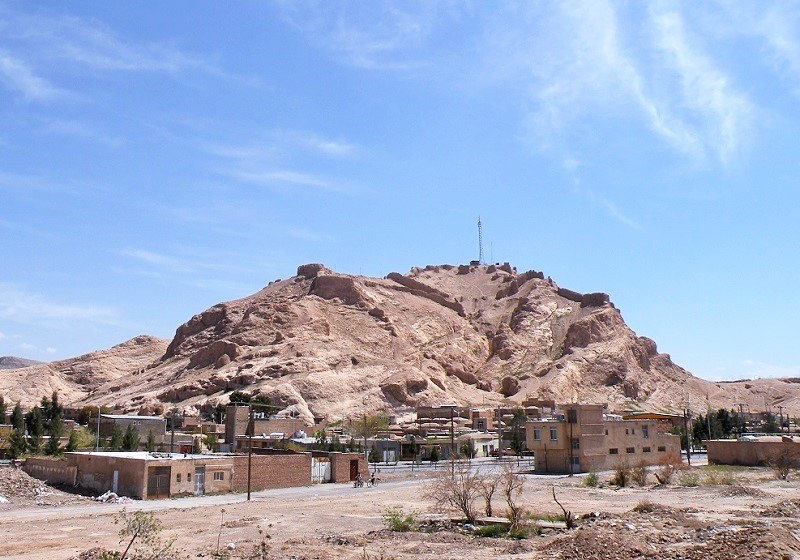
[1,1,799,382]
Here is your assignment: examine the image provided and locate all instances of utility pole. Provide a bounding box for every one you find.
[169,411,177,455]
[95,405,101,452]
[706,395,712,442]
[682,407,692,467]
[247,405,253,501]
[567,406,574,477]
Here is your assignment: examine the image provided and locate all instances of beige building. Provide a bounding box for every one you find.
[525,404,680,473]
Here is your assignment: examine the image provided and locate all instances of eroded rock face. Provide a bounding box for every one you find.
[297,263,327,279]
[309,275,365,305]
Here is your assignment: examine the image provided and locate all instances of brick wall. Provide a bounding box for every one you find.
[231,452,312,492]
[327,452,368,482]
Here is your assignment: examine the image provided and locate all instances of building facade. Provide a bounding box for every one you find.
[526,404,680,473]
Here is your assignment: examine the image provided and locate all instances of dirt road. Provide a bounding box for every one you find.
[1,466,798,560]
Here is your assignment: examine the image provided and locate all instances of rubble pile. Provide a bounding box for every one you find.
[94,490,133,504]
[0,466,84,506]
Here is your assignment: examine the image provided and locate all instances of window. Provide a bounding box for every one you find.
[609,448,619,455]
[213,471,224,481]
[626,447,635,454]
[549,427,558,441]
[176,473,181,483]
[187,473,192,481]
[566,409,577,424]
[657,446,666,452]
[642,425,649,439]
[604,429,608,435]
[643,447,651,453]
[625,428,629,435]
[571,438,580,450]
[533,427,541,441]
[631,428,635,435]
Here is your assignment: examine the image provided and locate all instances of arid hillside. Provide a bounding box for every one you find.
[3,263,798,419]
[0,356,43,370]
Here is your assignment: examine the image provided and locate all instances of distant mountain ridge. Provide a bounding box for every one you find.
[0,356,44,370]
[1,263,798,419]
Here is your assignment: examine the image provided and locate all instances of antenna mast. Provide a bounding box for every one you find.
[478,217,483,264]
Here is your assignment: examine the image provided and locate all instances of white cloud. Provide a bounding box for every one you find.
[19,342,35,350]
[44,347,57,354]
[230,169,337,191]
[0,51,63,100]
[650,7,753,163]
[0,283,119,328]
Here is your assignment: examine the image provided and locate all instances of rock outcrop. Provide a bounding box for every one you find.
[5,263,799,418]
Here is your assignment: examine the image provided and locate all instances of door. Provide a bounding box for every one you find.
[147,466,170,499]
[312,458,331,483]
[194,466,205,495]
[112,470,119,494]
[349,460,359,481]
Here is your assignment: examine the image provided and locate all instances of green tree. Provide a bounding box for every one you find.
[25,407,44,453]
[460,438,477,459]
[65,430,80,452]
[11,401,24,430]
[509,408,526,454]
[214,403,226,424]
[313,429,327,450]
[8,428,27,458]
[202,432,216,452]
[347,413,390,453]
[368,445,382,464]
[122,425,139,451]
[44,414,64,456]
[145,431,156,452]
[429,446,440,463]
[0,395,5,423]
[192,438,202,454]
[228,390,252,404]
[109,423,124,450]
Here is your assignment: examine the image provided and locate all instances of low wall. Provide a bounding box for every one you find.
[23,457,77,486]
[708,439,800,466]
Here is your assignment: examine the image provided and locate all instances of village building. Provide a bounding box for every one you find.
[525,403,680,473]
[96,414,167,444]
[223,404,316,450]
[23,447,367,500]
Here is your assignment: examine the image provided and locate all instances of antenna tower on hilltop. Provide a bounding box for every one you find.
[477,217,483,265]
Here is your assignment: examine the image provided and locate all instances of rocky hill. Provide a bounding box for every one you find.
[0,335,168,407]
[3,264,798,419]
[0,356,43,370]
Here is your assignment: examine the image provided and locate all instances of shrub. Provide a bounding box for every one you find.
[632,498,657,513]
[611,463,631,487]
[654,455,683,485]
[630,463,648,486]
[382,507,417,532]
[677,470,700,487]
[703,465,737,486]
[769,449,800,481]
[583,471,599,488]
[474,524,508,538]
[507,525,535,539]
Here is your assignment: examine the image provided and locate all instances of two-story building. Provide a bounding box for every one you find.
[525,403,680,473]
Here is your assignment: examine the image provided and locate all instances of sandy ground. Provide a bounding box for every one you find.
[1,466,799,560]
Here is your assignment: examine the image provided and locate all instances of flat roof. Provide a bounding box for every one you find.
[100,414,165,421]
[67,451,228,460]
